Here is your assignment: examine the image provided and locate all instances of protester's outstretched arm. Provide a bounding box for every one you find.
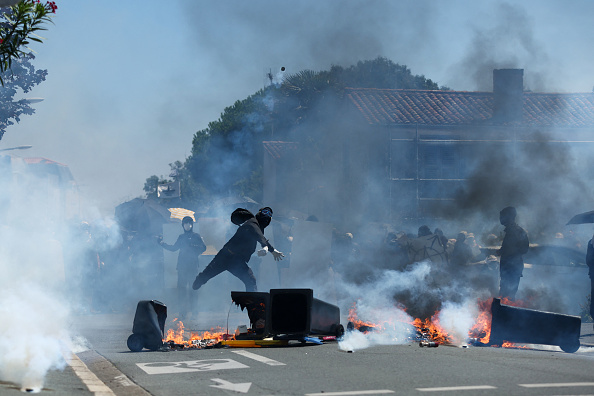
[271,249,285,261]
[160,235,181,251]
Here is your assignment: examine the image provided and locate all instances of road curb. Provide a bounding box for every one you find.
[75,350,150,396]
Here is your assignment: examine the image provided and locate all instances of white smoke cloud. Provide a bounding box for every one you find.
[0,285,69,393]
[437,299,480,345]
[337,262,431,352]
[0,162,124,392]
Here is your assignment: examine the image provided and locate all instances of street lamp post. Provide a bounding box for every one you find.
[0,145,32,152]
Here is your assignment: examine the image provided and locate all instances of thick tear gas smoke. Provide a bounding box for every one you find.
[333,262,485,352]
[0,165,122,392]
[0,286,69,393]
[449,2,552,91]
[433,130,591,240]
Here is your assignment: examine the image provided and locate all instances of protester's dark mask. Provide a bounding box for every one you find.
[256,208,272,228]
[182,216,194,232]
[499,207,517,226]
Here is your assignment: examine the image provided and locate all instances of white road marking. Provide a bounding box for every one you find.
[113,374,135,387]
[231,350,286,366]
[210,378,252,393]
[66,353,115,395]
[306,391,395,396]
[136,359,248,374]
[416,385,497,392]
[519,382,594,388]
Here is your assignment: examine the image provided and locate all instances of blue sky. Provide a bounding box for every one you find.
[2,0,594,218]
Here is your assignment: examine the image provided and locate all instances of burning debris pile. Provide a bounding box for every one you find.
[127,292,581,353]
[344,301,455,348]
[162,320,233,351]
[343,297,582,352]
[127,290,344,352]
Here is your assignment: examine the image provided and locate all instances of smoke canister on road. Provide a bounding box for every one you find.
[419,341,439,347]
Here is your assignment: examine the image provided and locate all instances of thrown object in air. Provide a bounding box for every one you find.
[231,288,344,340]
[127,300,167,352]
[489,298,581,353]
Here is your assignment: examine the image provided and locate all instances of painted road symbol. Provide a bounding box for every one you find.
[137,359,249,375]
[210,378,252,393]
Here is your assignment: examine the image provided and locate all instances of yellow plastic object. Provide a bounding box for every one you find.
[220,339,289,348]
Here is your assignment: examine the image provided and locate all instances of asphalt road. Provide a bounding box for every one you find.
[3,310,593,396]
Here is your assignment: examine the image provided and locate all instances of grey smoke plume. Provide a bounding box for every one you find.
[449,2,553,91]
[431,129,592,241]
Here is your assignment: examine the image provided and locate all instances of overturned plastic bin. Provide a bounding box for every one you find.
[231,291,271,338]
[489,298,581,353]
[232,288,343,340]
[127,300,167,352]
[270,288,343,339]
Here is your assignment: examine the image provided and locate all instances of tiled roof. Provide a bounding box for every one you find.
[345,88,594,127]
[263,141,298,160]
[23,157,75,183]
[23,157,67,166]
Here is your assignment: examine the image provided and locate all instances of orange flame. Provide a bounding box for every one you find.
[163,319,234,348]
[164,318,186,344]
[349,297,532,349]
[412,312,452,344]
[348,303,380,332]
[468,297,529,347]
[468,298,493,344]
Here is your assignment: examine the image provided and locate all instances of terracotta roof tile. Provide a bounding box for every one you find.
[23,157,67,166]
[345,88,594,127]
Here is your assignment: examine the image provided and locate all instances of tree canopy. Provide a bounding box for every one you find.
[0,1,57,85]
[144,57,448,210]
[0,52,47,140]
[0,0,57,140]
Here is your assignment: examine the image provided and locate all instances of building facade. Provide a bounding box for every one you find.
[264,69,594,230]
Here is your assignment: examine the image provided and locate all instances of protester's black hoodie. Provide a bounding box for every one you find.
[223,209,274,262]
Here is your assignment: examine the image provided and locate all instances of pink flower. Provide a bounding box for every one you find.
[45,1,57,13]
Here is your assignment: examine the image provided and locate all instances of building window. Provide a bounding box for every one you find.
[419,136,461,179]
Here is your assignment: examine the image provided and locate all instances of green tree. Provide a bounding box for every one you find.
[0,0,57,84]
[0,0,57,140]
[275,57,449,133]
[184,90,273,206]
[144,161,199,207]
[143,175,160,200]
[333,57,447,90]
[160,57,447,208]
[0,52,47,140]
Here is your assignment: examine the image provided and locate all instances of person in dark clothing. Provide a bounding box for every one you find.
[450,231,475,269]
[418,225,432,237]
[586,232,594,328]
[495,206,529,300]
[160,216,206,318]
[192,207,284,292]
[434,228,449,249]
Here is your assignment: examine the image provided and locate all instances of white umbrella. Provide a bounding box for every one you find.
[168,207,195,222]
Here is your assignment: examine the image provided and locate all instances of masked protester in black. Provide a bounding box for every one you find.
[495,206,529,300]
[160,216,206,319]
[192,207,284,292]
